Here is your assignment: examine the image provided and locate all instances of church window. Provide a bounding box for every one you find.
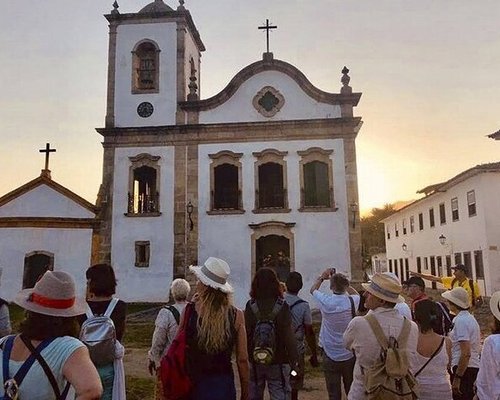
[208,151,243,214]
[127,153,161,216]
[253,149,289,213]
[132,40,160,94]
[297,148,334,212]
[23,251,54,289]
[135,241,150,268]
[252,86,285,118]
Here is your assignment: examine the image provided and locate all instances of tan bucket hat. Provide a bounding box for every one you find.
[442,286,470,309]
[362,273,404,303]
[14,270,87,317]
[490,291,500,322]
[189,257,233,293]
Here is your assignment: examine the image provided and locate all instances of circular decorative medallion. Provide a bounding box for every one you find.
[253,86,285,117]
[137,102,154,118]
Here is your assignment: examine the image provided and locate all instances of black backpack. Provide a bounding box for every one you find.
[434,301,454,336]
[250,299,283,364]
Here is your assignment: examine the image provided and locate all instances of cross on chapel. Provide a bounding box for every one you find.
[258,19,277,54]
[39,143,56,178]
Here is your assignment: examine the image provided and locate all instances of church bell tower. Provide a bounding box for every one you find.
[104,0,205,128]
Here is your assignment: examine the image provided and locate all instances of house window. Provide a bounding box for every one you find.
[454,252,462,266]
[393,259,398,276]
[429,207,435,228]
[474,250,484,279]
[132,41,160,93]
[253,149,289,212]
[451,197,459,221]
[445,255,452,276]
[439,203,446,225]
[402,219,407,235]
[467,190,476,217]
[405,259,409,282]
[418,213,424,231]
[395,223,399,237]
[388,259,393,273]
[135,241,150,267]
[297,147,334,211]
[416,257,422,273]
[387,226,391,240]
[409,216,415,233]
[437,256,443,277]
[463,252,472,277]
[208,151,243,214]
[127,153,161,216]
[424,257,429,271]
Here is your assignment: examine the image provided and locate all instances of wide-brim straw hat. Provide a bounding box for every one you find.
[189,257,233,293]
[490,291,500,322]
[442,286,469,309]
[362,273,404,303]
[14,270,87,317]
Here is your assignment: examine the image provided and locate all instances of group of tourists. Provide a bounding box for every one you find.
[0,258,499,400]
[0,264,126,399]
[149,259,500,400]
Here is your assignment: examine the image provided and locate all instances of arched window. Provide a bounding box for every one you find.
[298,147,334,211]
[208,151,243,214]
[127,153,161,215]
[253,149,289,212]
[132,41,160,93]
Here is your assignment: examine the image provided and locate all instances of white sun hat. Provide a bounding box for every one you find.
[442,286,470,309]
[189,257,233,293]
[490,291,500,322]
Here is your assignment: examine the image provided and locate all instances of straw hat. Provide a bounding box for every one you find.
[362,273,404,303]
[14,270,87,317]
[189,257,233,293]
[442,287,469,309]
[490,291,500,322]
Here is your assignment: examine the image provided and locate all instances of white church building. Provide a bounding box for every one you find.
[382,162,500,297]
[0,0,364,306]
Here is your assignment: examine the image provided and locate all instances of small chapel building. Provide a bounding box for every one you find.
[0,0,364,306]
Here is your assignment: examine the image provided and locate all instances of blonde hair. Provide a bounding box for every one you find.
[170,278,190,301]
[196,284,233,354]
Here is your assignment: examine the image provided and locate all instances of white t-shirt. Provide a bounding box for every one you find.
[312,290,360,361]
[449,310,481,368]
[394,302,412,320]
[475,333,500,400]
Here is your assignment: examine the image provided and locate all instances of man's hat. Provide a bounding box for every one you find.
[362,273,404,304]
[451,264,468,273]
[403,276,425,289]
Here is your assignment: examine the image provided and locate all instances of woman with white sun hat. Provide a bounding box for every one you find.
[441,286,481,400]
[474,290,500,400]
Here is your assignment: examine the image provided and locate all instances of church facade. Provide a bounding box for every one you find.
[0,0,364,306]
[94,0,363,306]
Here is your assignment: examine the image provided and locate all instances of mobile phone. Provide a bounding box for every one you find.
[290,369,298,377]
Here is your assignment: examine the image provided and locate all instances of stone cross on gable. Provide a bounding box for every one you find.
[39,143,56,171]
[258,19,278,54]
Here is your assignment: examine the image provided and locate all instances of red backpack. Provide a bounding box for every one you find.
[160,303,194,400]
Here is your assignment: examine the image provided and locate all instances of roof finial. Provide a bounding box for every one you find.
[178,0,185,10]
[187,58,198,100]
[341,66,352,94]
[111,0,119,14]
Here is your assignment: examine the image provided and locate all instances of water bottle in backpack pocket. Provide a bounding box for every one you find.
[79,298,118,366]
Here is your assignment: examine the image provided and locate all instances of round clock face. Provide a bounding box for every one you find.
[137,102,154,118]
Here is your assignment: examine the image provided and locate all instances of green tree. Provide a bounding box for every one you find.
[361,204,396,268]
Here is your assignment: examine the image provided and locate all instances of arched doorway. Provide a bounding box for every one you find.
[256,235,290,282]
[23,251,54,289]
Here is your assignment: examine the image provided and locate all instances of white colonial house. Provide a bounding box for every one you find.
[381,162,500,296]
[0,0,364,306]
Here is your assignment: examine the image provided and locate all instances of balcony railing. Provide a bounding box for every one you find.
[128,192,159,214]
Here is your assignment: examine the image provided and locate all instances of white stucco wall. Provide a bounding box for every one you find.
[0,228,93,301]
[199,71,342,125]
[0,185,95,218]
[114,22,178,127]
[198,139,350,308]
[111,146,175,302]
[383,172,500,295]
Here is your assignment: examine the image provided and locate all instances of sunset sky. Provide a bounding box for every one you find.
[1,0,499,215]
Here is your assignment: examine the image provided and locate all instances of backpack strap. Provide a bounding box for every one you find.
[20,335,70,400]
[250,299,283,321]
[104,298,119,318]
[85,303,94,319]
[397,317,412,347]
[2,335,15,388]
[269,299,284,320]
[166,305,181,325]
[289,299,306,310]
[348,296,356,319]
[364,314,389,350]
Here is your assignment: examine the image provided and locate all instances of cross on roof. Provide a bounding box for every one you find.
[39,143,56,171]
[258,19,277,54]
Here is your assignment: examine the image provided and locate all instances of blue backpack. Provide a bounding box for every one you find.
[250,299,284,364]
